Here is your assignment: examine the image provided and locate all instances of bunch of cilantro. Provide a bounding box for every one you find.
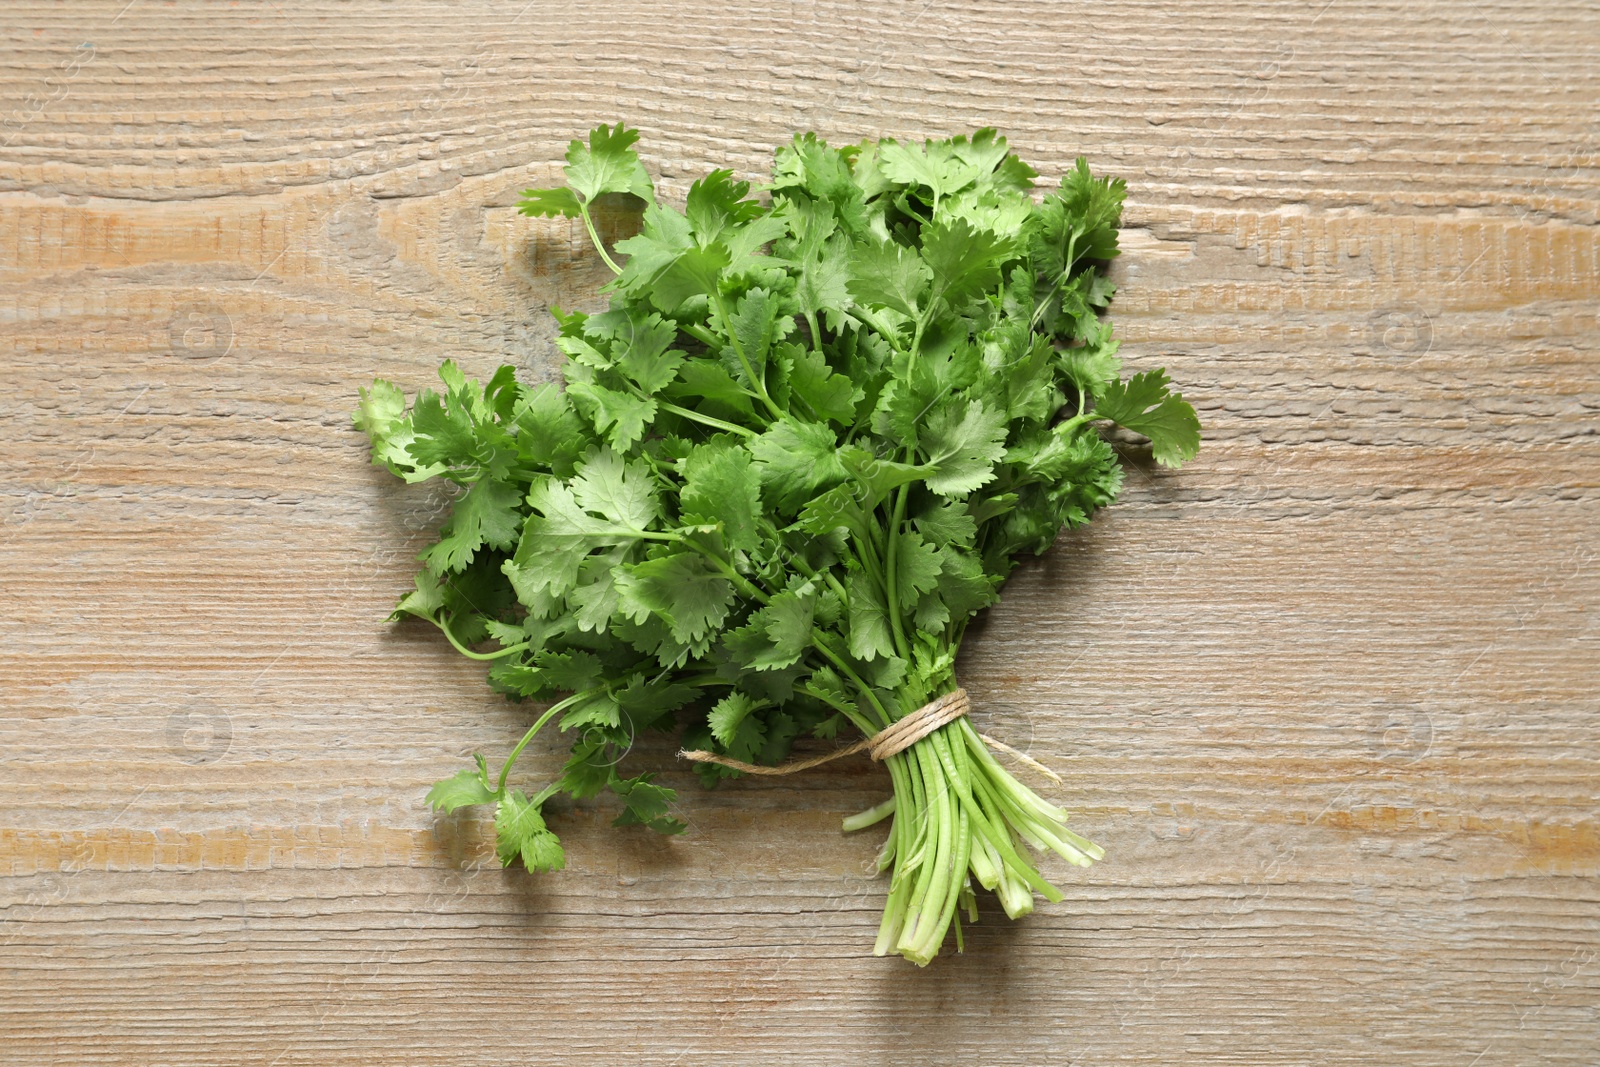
[354,124,1199,965]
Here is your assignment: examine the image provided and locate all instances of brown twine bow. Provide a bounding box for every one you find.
[678,687,1062,784]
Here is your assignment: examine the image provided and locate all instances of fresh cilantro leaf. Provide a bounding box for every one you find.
[680,438,762,553]
[570,447,660,531]
[786,345,858,424]
[914,499,977,549]
[724,581,817,671]
[496,790,566,872]
[847,240,930,319]
[846,569,896,660]
[749,417,848,515]
[611,774,685,834]
[708,691,765,747]
[425,760,496,813]
[892,531,943,613]
[517,185,583,218]
[354,379,420,476]
[919,399,1009,496]
[686,169,764,243]
[614,550,735,646]
[512,382,588,475]
[877,137,981,206]
[503,451,660,602]
[920,216,1014,309]
[648,242,732,313]
[612,203,696,294]
[590,306,685,394]
[520,122,654,216]
[421,477,524,575]
[666,361,757,418]
[1091,369,1202,467]
[389,570,446,622]
[1058,323,1123,400]
[726,286,788,387]
[566,377,656,451]
[556,738,616,798]
[614,675,697,728]
[560,688,622,730]
[533,649,604,692]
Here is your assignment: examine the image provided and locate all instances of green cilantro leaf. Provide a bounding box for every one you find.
[680,438,762,554]
[919,399,1009,496]
[708,691,765,747]
[724,581,817,671]
[786,346,858,424]
[846,569,896,660]
[520,122,654,216]
[611,774,685,834]
[421,477,524,575]
[425,759,496,813]
[1091,369,1202,467]
[614,550,735,646]
[847,240,930,319]
[749,417,848,515]
[495,789,566,872]
[920,216,1015,309]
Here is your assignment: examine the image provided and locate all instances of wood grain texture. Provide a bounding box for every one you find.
[2,1,1597,1063]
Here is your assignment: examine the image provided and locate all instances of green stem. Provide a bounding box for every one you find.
[820,568,851,610]
[1031,232,1078,329]
[578,202,623,275]
[436,614,529,661]
[852,532,885,592]
[882,488,912,660]
[676,534,769,605]
[808,635,892,728]
[657,401,755,438]
[712,291,784,420]
[682,322,723,350]
[1055,409,1101,437]
[496,689,592,795]
[880,311,929,661]
[842,796,896,833]
[805,310,825,359]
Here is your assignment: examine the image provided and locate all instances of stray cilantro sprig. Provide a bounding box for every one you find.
[355,123,1200,965]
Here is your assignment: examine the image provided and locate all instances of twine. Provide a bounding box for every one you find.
[679,688,972,776]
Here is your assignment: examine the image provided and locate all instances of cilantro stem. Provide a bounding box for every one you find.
[808,635,892,728]
[1031,232,1078,330]
[577,201,623,276]
[1056,409,1099,436]
[657,401,755,437]
[496,689,593,795]
[820,568,851,610]
[798,682,878,738]
[711,291,784,421]
[881,309,929,662]
[436,613,530,660]
[681,322,723,351]
[804,309,825,359]
[842,795,896,832]
[852,532,885,591]
[882,489,912,660]
[674,535,768,605]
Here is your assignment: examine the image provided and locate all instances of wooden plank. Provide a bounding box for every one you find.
[1,1,1596,1063]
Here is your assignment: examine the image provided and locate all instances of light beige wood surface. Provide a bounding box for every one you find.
[2,2,1597,1064]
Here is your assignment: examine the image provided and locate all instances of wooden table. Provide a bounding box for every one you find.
[3,2,1596,1063]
